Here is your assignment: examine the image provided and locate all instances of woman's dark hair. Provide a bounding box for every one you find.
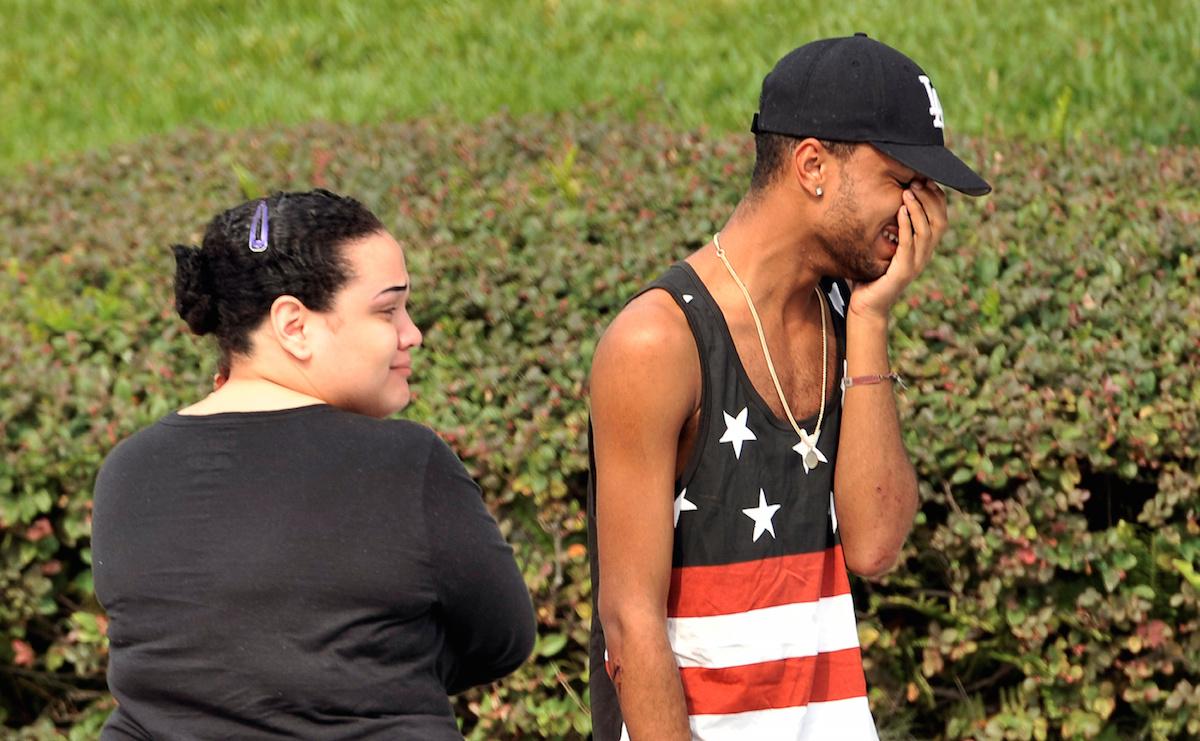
[173,189,385,364]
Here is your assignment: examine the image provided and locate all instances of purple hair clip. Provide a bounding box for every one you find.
[249,201,269,252]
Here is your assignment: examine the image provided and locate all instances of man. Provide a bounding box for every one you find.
[586,34,991,740]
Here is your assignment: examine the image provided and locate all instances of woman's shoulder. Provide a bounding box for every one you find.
[94,417,181,495]
[98,416,176,468]
[328,410,443,448]
[102,407,446,470]
[304,409,461,471]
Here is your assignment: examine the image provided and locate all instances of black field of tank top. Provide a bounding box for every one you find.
[587,262,879,740]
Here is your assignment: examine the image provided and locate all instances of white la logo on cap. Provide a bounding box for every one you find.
[917,75,945,129]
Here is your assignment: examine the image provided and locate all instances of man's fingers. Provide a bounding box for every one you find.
[910,180,947,233]
[903,188,937,270]
[902,190,931,267]
[895,204,918,276]
[897,202,912,251]
[903,188,930,239]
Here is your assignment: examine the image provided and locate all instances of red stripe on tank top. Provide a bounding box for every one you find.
[667,545,851,618]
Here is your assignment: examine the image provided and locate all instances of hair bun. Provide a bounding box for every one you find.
[172,244,219,335]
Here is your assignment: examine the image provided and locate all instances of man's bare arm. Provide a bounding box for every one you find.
[834,313,919,577]
[835,181,947,577]
[591,294,698,740]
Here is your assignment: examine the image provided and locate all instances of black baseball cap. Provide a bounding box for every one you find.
[751,33,991,196]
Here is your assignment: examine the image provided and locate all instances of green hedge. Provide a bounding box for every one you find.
[1,115,1197,739]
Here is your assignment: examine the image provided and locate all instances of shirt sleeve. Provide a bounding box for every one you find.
[421,437,536,694]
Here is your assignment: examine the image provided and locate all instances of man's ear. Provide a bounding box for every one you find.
[791,138,828,199]
[269,295,314,362]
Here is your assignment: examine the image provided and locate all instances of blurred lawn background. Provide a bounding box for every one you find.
[2,0,1198,174]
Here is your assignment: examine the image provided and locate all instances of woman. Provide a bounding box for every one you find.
[92,190,535,740]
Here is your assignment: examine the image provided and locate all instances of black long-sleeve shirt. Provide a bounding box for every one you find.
[92,404,535,740]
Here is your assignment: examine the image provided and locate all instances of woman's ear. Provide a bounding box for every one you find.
[269,295,315,362]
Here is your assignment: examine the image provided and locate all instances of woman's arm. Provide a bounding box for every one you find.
[422,438,536,693]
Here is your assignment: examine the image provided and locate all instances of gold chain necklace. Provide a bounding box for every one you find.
[713,232,829,472]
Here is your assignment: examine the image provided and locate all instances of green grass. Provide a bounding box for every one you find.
[2,0,1197,172]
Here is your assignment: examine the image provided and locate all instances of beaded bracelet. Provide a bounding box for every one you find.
[840,371,907,392]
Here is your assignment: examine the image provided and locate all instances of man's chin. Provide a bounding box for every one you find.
[841,261,889,284]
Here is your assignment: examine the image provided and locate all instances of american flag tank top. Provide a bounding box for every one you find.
[587,262,878,740]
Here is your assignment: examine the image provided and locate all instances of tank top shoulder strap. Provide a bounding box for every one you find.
[627,262,736,379]
[628,262,739,487]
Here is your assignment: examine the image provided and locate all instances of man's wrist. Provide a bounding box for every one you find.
[846,305,890,334]
[841,371,907,392]
[844,303,893,373]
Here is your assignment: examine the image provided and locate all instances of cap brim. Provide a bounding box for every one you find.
[871,141,992,196]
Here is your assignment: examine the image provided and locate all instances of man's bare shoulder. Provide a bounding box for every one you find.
[591,289,697,382]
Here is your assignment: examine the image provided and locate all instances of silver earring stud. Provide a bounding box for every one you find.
[815,186,824,197]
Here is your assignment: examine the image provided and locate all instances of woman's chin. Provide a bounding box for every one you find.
[382,386,412,416]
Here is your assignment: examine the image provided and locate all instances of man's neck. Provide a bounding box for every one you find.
[690,193,827,320]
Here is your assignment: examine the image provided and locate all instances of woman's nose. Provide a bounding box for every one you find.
[400,319,423,350]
